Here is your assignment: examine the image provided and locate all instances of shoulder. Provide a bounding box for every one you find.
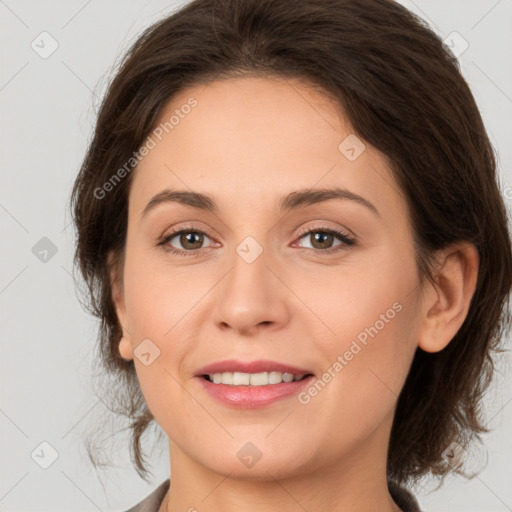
[388,480,423,512]
[123,479,170,512]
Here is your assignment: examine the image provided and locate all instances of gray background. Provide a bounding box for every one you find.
[1,0,511,510]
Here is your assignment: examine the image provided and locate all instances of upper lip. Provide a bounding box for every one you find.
[195,359,315,377]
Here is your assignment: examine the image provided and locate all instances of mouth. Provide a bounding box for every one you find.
[201,371,314,386]
[195,359,315,385]
[194,359,316,408]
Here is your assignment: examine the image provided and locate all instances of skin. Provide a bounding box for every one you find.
[110,75,479,512]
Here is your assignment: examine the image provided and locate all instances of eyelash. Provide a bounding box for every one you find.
[157,224,356,257]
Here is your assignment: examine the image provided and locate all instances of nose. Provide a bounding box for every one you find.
[211,245,291,336]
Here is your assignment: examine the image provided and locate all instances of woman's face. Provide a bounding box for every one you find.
[113,76,425,479]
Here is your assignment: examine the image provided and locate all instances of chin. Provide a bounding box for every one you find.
[193,443,313,481]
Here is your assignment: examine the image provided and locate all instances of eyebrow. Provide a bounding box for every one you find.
[141,187,379,218]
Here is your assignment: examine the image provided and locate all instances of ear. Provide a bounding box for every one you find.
[108,250,133,361]
[418,242,479,353]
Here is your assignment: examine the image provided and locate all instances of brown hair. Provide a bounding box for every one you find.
[70,0,512,487]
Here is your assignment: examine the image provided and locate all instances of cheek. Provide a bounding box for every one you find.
[302,251,419,418]
[304,247,416,351]
[121,254,195,428]
[120,245,209,410]
[122,244,201,340]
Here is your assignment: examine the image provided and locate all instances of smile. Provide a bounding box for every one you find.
[203,371,310,386]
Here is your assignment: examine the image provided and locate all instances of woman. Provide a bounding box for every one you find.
[70,0,512,510]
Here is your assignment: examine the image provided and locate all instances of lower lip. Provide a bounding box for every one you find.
[196,375,315,408]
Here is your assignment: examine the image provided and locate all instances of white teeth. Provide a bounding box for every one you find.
[250,372,269,386]
[206,371,308,386]
[222,372,233,385]
[233,372,250,385]
[282,372,295,383]
[268,371,282,384]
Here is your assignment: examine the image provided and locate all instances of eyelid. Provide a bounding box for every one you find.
[159,223,217,245]
[158,222,356,254]
[296,224,352,239]
[296,221,357,240]
[159,222,214,240]
[160,221,354,240]
[293,224,355,251]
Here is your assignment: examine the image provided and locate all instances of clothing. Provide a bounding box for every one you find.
[124,479,168,512]
[124,478,422,511]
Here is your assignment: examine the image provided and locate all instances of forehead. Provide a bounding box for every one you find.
[129,76,400,218]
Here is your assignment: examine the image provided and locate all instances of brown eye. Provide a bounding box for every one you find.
[176,231,205,250]
[296,227,354,253]
[159,229,214,254]
[306,231,336,250]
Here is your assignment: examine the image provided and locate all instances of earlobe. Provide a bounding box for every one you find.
[418,242,479,353]
[119,335,134,361]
